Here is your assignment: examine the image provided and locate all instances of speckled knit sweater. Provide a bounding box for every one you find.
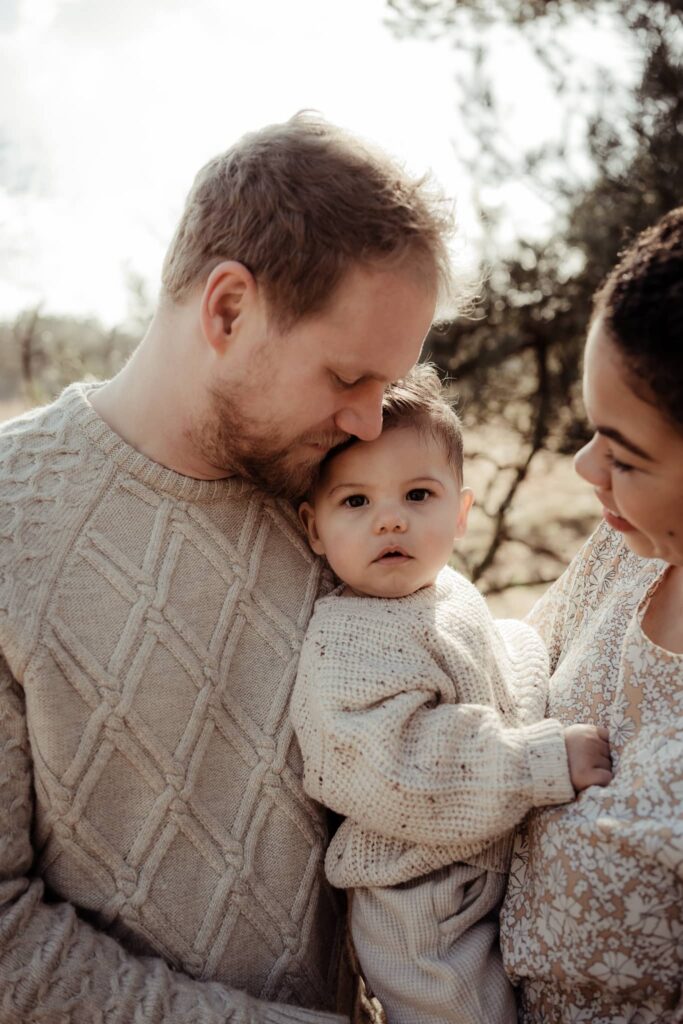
[0,383,347,1023]
[291,567,575,889]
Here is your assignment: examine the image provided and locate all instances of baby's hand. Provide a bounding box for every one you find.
[563,723,612,792]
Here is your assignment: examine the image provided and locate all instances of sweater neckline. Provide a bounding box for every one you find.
[63,381,252,502]
[319,565,461,611]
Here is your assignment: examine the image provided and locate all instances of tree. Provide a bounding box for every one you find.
[387,0,683,596]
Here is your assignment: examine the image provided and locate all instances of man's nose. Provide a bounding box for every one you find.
[334,383,385,442]
[574,435,610,489]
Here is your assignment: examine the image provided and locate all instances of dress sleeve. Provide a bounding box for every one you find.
[501,721,683,1013]
[0,654,346,1024]
[526,522,617,673]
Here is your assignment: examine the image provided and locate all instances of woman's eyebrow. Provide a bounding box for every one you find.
[596,425,654,461]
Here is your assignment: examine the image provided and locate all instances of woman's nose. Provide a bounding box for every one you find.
[574,435,610,489]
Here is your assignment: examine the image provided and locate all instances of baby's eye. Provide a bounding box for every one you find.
[407,488,431,502]
[343,494,368,508]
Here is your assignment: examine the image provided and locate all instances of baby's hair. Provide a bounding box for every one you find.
[379,363,463,478]
[314,363,463,492]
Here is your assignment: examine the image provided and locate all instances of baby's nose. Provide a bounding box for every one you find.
[375,507,408,533]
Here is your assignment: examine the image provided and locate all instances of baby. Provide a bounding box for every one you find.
[291,364,612,1024]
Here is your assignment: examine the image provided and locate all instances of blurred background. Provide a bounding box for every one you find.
[1,0,681,611]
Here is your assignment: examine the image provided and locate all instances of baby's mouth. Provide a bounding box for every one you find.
[373,546,412,563]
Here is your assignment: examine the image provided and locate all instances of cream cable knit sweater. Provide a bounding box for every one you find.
[291,568,575,889]
[0,384,347,1023]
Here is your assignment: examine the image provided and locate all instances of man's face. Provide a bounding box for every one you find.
[196,264,436,499]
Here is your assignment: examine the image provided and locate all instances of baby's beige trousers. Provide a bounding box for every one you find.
[350,863,516,1024]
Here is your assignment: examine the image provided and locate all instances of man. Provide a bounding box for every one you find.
[0,114,456,1022]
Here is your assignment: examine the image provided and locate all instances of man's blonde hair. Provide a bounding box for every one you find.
[162,113,455,326]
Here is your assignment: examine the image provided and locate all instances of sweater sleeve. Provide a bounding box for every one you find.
[291,602,573,854]
[0,654,346,1024]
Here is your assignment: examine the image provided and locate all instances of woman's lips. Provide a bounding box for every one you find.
[602,506,635,533]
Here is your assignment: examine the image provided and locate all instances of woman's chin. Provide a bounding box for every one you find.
[620,531,674,565]
[602,507,635,533]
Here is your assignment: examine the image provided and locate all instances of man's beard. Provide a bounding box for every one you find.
[190,386,346,500]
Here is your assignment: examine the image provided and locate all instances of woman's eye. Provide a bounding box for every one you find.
[606,453,634,473]
[343,494,368,508]
[407,488,431,502]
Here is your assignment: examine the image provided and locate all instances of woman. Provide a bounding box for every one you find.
[501,207,683,1022]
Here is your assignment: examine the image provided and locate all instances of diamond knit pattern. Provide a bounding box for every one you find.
[0,384,346,1023]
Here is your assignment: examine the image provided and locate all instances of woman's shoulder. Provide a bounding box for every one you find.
[526,522,665,661]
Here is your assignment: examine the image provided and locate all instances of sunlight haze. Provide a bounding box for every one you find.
[0,0,629,325]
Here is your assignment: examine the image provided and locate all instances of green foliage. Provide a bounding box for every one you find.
[390,0,682,589]
[0,271,152,406]
[0,311,138,407]
[3,1,680,600]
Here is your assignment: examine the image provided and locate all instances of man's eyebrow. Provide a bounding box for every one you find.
[596,426,655,461]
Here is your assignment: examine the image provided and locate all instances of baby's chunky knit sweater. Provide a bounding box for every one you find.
[291,568,575,888]
[0,384,346,1023]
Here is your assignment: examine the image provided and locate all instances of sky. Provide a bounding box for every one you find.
[0,0,636,326]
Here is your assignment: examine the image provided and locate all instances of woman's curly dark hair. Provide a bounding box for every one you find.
[593,206,683,431]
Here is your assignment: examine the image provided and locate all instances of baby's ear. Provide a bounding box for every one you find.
[298,502,326,555]
[454,487,474,539]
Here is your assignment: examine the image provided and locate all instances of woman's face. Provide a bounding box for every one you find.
[575,314,683,566]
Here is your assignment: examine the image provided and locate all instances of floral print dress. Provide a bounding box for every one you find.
[501,523,683,1023]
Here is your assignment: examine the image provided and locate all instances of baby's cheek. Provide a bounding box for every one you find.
[332,540,365,581]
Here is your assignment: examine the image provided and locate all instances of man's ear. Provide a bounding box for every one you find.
[299,502,326,556]
[199,261,257,353]
[454,487,474,539]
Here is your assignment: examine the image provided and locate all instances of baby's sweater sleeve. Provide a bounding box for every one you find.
[291,584,574,886]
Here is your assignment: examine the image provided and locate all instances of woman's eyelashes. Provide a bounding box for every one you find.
[606,452,635,473]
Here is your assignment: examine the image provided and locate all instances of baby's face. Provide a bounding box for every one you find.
[300,426,473,598]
